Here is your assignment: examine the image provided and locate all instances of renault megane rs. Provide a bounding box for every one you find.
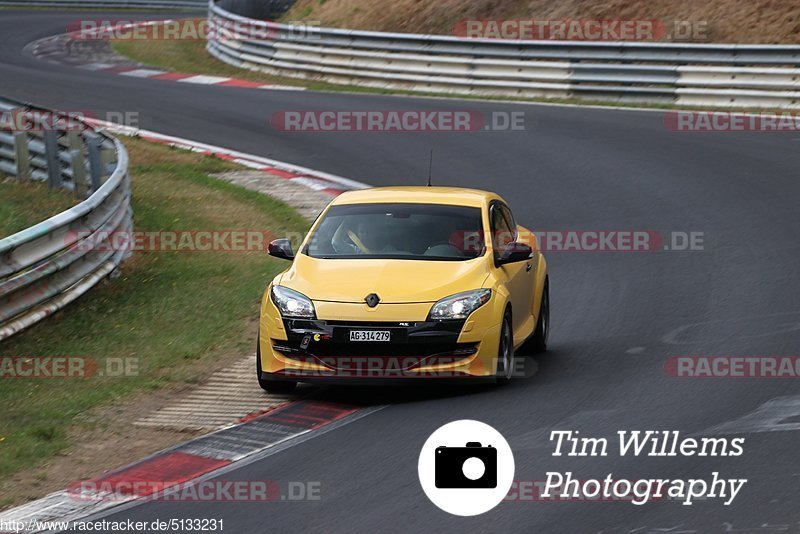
[257,187,549,391]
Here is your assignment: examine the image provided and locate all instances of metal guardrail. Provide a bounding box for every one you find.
[208,1,800,108]
[0,98,133,340]
[0,0,205,9]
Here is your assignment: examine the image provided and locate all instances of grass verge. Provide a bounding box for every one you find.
[112,36,310,89]
[0,179,76,239]
[0,137,308,481]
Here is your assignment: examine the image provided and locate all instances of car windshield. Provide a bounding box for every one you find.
[304,203,485,260]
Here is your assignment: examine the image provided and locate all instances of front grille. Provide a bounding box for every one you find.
[273,318,475,370]
[304,342,477,359]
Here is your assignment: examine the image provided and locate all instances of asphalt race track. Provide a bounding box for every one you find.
[3,10,800,533]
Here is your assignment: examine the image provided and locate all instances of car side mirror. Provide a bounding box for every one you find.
[497,242,532,266]
[268,238,295,261]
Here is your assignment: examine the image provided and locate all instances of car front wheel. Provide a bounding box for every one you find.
[495,310,515,385]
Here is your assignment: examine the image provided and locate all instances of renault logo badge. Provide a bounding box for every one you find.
[365,293,380,308]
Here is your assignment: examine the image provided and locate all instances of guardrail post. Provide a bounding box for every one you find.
[42,130,62,189]
[12,132,31,181]
[67,131,87,199]
[100,143,116,175]
[86,135,103,192]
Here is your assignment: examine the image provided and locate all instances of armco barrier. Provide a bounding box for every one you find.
[208,0,800,108]
[0,98,132,340]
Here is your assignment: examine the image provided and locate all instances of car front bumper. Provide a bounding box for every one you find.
[259,296,503,382]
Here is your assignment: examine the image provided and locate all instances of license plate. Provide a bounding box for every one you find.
[349,330,391,342]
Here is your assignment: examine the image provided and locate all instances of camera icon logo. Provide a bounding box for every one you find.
[435,442,497,488]
[418,420,514,516]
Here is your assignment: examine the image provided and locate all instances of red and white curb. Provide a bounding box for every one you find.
[32,19,304,92]
[80,63,302,91]
[86,119,370,195]
[0,401,383,533]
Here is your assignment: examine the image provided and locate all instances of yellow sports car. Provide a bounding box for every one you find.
[257,187,549,391]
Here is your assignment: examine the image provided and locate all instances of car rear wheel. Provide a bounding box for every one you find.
[495,311,515,385]
[256,333,297,394]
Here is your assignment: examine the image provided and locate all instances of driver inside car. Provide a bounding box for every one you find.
[332,218,401,254]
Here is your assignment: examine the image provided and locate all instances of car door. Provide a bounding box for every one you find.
[491,202,535,341]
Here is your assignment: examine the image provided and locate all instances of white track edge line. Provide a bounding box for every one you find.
[86,120,370,191]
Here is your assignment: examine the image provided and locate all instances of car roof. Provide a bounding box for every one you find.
[330,186,501,208]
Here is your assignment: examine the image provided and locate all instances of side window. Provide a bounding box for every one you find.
[491,204,514,253]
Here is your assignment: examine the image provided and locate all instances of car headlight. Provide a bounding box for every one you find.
[429,289,491,320]
[271,285,316,319]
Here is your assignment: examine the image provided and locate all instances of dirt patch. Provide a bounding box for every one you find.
[284,0,800,44]
[0,318,260,510]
